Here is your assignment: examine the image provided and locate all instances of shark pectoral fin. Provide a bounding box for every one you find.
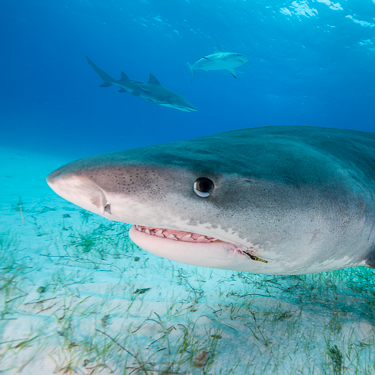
[118,88,127,93]
[215,44,222,53]
[227,68,237,78]
[100,82,112,87]
[148,73,161,85]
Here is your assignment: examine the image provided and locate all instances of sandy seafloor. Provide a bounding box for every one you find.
[1,146,375,375]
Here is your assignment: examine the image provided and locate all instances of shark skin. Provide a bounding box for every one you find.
[187,44,249,80]
[46,126,375,275]
[86,57,197,112]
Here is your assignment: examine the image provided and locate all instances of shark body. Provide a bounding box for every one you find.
[187,45,248,80]
[47,126,375,275]
[86,57,197,112]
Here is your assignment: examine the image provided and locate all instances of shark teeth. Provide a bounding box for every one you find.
[166,234,178,241]
[154,230,164,237]
[135,225,220,244]
[181,234,195,242]
[196,236,210,243]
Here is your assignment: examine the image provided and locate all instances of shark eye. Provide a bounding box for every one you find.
[193,177,214,197]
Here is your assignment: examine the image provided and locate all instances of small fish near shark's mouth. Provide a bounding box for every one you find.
[129,225,268,264]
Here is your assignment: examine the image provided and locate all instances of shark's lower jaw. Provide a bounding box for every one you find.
[129,225,260,270]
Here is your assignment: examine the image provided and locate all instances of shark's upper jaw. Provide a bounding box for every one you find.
[134,225,223,243]
[133,224,249,251]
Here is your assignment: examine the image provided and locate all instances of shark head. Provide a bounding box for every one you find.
[46,148,253,271]
[161,96,198,112]
[47,127,371,275]
[228,53,249,65]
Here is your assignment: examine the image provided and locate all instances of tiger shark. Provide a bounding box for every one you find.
[46,126,375,275]
[86,57,197,112]
[187,44,249,80]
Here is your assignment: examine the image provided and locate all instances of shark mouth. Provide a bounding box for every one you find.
[133,225,267,263]
[135,225,222,243]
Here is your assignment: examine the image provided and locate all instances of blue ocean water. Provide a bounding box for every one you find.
[1,0,374,158]
[2,3,375,373]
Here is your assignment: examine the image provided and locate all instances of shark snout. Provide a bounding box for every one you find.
[184,104,197,112]
[47,166,109,216]
[47,165,70,186]
[235,54,248,64]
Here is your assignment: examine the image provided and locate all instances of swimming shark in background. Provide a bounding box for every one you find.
[86,57,197,112]
[46,126,375,275]
[187,44,249,80]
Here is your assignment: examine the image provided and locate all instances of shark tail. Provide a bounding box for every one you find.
[86,56,116,87]
[187,62,194,82]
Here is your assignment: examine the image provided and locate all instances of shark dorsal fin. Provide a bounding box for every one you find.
[215,44,222,53]
[121,71,130,82]
[148,73,161,85]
